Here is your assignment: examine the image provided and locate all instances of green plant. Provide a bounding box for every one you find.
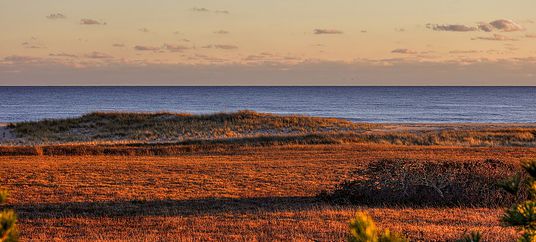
[0,187,17,242]
[501,159,536,241]
[456,231,482,242]
[348,211,408,242]
[0,190,7,204]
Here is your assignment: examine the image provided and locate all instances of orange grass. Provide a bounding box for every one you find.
[1,144,533,241]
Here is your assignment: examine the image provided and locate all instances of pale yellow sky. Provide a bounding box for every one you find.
[1,0,535,85]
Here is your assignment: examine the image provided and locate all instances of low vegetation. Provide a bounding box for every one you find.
[500,159,536,241]
[0,187,17,242]
[348,210,484,242]
[2,111,536,148]
[345,159,536,242]
[319,158,521,207]
[7,110,371,144]
[348,211,408,242]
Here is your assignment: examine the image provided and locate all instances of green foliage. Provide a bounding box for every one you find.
[498,173,522,195]
[0,210,18,242]
[456,231,482,242]
[518,231,536,242]
[0,190,7,204]
[522,160,536,179]
[503,201,536,230]
[0,186,18,242]
[501,159,536,241]
[348,211,408,242]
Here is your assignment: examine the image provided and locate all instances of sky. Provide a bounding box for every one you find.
[1,0,535,85]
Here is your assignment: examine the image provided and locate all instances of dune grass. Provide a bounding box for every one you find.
[2,130,536,156]
[8,110,372,144]
[2,111,536,151]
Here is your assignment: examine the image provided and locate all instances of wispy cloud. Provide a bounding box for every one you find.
[84,52,113,59]
[112,43,125,47]
[213,44,238,50]
[391,48,417,54]
[428,19,525,33]
[191,7,229,14]
[163,44,189,52]
[21,44,43,49]
[134,45,160,51]
[46,13,66,20]
[21,41,44,49]
[80,18,106,25]
[472,34,518,41]
[214,30,229,34]
[3,55,42,64]
[49,53,77,58]
[477,23,494,32]
[488,19,525,32]
[192,7,210,12]
[3,58,536,85]
[189,54,228,63]
[313,29,343,35]
[138,28,150,33]
[427,24,477,32]
[203,44,238,50]
[449,50,480,54]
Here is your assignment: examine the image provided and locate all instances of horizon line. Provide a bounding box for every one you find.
[2,85,536,87]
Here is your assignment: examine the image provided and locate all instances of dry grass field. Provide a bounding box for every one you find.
[1,144,535,241]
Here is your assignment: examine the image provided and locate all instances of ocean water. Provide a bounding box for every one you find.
[0,86,535,123]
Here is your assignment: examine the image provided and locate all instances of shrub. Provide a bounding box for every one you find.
[0,188,17,242]
[500,159,536,241]
[0,190,7,204]
[456,231,482,242]
[348,211,408,242]
[320,158,519,207]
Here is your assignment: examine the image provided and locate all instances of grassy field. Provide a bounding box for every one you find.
[1,144,535,241]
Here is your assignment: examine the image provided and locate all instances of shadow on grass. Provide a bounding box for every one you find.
[11,196,322,219]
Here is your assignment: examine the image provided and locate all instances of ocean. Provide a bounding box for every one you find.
[0,86,535,123]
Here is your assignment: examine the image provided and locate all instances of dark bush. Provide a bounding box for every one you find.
[320,158,522,207]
